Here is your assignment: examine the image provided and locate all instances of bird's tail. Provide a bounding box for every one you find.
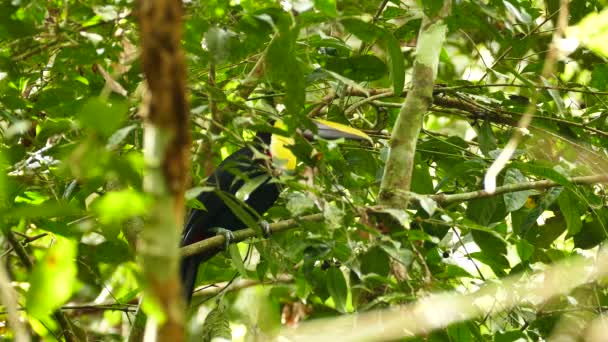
[180,255,201,304]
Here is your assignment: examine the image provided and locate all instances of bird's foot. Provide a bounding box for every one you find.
[211,227,235,250]
[260,220,272,239]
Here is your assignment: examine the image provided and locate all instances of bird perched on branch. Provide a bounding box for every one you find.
[180,118,371,303]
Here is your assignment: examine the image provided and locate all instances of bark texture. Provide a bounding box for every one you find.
[136,0,191,339]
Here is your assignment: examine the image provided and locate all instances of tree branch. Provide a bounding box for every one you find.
[181,213,324,258]
[135,0,191,339]
[378,3,451,207]
[430,174,608,205]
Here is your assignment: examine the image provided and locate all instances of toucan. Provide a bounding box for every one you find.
[180,118,371,303]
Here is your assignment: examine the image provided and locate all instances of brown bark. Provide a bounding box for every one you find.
[136,0,191,339]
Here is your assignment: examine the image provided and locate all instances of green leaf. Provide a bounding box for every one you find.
[495,330,528,342]
[516,239,534,262]
[322,55,388,81]
[557,188,583,236]
[26,238,77,318]
[206,26,238,64]
[472,229,508,257]
[465,196,506,226]
[286,191,316,216]
[421,0,448,17]
[78,97,128,138]
[590,64,608,91]
[214,190,264,235]
[526,215,567,248]
[477,121,497,157]
[573,208,608,249]
[340,19,383,43]
[511,161,571,186]
[266,28,305,114]
[228,245,248,278]
[236,174,272,202]
[516,187,563,237]
[469,251,510,275]
[92,189,149,224]
[503,168,534,212]
[568,9,608,57]
[201,303,232,342]
[326,267,348,313]
[361,246,390,277]
[94,240,132,264]
[380,31,405,95]
[314,0,337,17]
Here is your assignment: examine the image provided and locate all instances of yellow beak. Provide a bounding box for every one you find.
[270,119,371,171]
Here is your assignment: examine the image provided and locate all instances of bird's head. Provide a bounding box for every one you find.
[269,119,372,171]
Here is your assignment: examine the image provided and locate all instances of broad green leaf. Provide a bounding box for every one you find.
[201,303,232,342]
[471,230,507,255]
[322,55,388,81]
[286,192,315,216]
[590,64,608,91]
[326,267,348,313]
[380,31,405,95]
[314,0,337,17]
[567,8,608,57]
[92,189,149,224]
[340,18,383,43]
[411,160,435,194]
[526,215,567,248]
[214,190,264,235]
[436,264,474,279]
[361,246,390,277]
[236,174,272,202]
[477,121,497,157]
[26,238,77,318]
[205,26,237,64]
[516,187,563,237]
[465,196,507,226]
[469,251,509,276]
[107,124,137,149]
[516,239,534,262]
[266,28,305,114]
[503,168,534,212]
[93,240,132,264]
[557,188,583,236]
[503,0,533,24]
[229,245,248,278]
[573,208,608,249]
[510,161,571,186]
[79,97,128,138]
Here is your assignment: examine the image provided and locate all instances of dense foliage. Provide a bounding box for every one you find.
[2,0,608,340]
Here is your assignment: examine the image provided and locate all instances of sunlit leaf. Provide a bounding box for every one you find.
[326,267,348,313]
[26,238,77,318]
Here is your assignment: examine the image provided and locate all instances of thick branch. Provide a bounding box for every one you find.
[378,4,451,207]
[181,213,324,258]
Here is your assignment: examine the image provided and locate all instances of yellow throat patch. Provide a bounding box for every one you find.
[270,121,297,171]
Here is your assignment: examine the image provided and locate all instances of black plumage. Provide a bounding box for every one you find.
[180,132,279,303]
[180,120,371,303]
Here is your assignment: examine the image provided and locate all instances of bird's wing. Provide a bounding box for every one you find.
[181,147,257,245]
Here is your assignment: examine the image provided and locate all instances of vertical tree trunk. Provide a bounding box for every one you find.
[378,3,451,208]
[136,0,190,339]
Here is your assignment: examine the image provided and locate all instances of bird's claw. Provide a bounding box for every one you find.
[260,220,272,238]
[211,227,235,250]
